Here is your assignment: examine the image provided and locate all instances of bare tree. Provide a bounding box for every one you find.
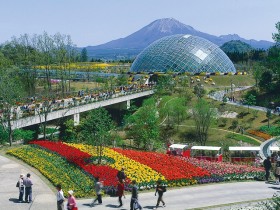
[37,32,55,91]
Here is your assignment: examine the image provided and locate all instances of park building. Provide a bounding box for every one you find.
[130,34,236,74]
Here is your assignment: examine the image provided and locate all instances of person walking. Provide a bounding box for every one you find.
[90,177,103,207]
[117,179,125,207]
[67,190,77,210]
[263,156,272,182]
[153,180,166,209]
[56,184,65,210]
[117,167,126,182]
[130,180,142,210]
[23,173,33,203]
[17,174,25,203]
[275,159,280,185]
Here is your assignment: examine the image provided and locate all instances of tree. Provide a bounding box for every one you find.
[266,46,280,84]
[193,84,206,99]
[252,63,265,89]
[80,108,115,164]
[192,99,216,146]
[176,76,194,105]
[80,48,88,62]
[266,109,272,128]
[244,94,256,113]
[0,67,26,146]
[252,109,259,119]
[231,120,238,135]
[259,71,273,92]
[160,97,187,130]
[1,34,39,96]
[126,98,159,150]
[272,21,280,45]
[154,75,174,97]
[61,119,80,142]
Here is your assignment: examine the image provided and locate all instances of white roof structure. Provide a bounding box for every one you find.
[270,147,279,151]
[191,146,221,151]
[229,147,260,151]
[169,144,188,149]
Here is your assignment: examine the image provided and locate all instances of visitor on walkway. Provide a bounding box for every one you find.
[17,174,25,203]
[117,179,125,207]
[56,184,65,210]
[67,190,77,210]
[130,180,142,210]
[264,156,272,182]
[90,177,103,207]
[275,159,280,185]
[153,179,166,209]
[23,173,33,203]
[117,167,126,182]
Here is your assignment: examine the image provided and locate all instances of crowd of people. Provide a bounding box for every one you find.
[263,154,280,184]
[2,84,154,120]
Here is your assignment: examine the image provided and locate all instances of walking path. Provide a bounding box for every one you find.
[0,153,278,210]
[0,154,56,210]
[208,86,272,113]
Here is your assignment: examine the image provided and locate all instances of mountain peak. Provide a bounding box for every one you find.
[219,34,241,40]
[87,18,273,59]
[147,18,194,33]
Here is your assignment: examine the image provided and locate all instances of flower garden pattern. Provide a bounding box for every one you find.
[7,140,265,197]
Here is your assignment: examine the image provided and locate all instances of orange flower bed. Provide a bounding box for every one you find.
[247,130,272,140]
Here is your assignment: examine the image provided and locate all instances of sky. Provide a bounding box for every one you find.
[0,0,280,47]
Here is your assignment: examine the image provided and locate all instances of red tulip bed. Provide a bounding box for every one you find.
[23,140,264,190]
[29,140,118,186]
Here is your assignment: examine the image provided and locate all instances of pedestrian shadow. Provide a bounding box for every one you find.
[106,204,122,208]
[268,186,280,190]
[9,198,20,203]
[143,206,155,209]
[82,203,92,207]
[266,181,276,184]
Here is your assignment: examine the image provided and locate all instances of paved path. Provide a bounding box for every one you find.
[0,154,56,210]
[1,153,279,210]
[208,86,274,113]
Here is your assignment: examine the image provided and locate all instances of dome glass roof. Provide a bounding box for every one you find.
[130,34,236,74]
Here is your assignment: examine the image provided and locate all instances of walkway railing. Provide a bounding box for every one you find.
[5,86,155,121]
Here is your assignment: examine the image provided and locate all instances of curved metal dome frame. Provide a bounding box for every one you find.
[130,34,236,74]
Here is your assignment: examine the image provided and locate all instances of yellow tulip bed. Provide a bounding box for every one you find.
[68,143,166,188]
[7,145,95,198]
[36,62,113,70]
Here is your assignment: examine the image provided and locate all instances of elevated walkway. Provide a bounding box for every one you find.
[10,90,154,129]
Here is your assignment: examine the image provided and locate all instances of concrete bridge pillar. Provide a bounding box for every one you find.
[108,100,131,110]
[126,100,130,109]
[73,113,80,126]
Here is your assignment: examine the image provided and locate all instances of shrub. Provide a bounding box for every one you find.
[237,111,248,119]
[259,125,280,136]
[247,130,272,140]
[13,129,34,143]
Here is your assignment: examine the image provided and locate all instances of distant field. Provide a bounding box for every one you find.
[190,74,255,89]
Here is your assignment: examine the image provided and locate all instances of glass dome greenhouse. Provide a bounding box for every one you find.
[130,34,236,74]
